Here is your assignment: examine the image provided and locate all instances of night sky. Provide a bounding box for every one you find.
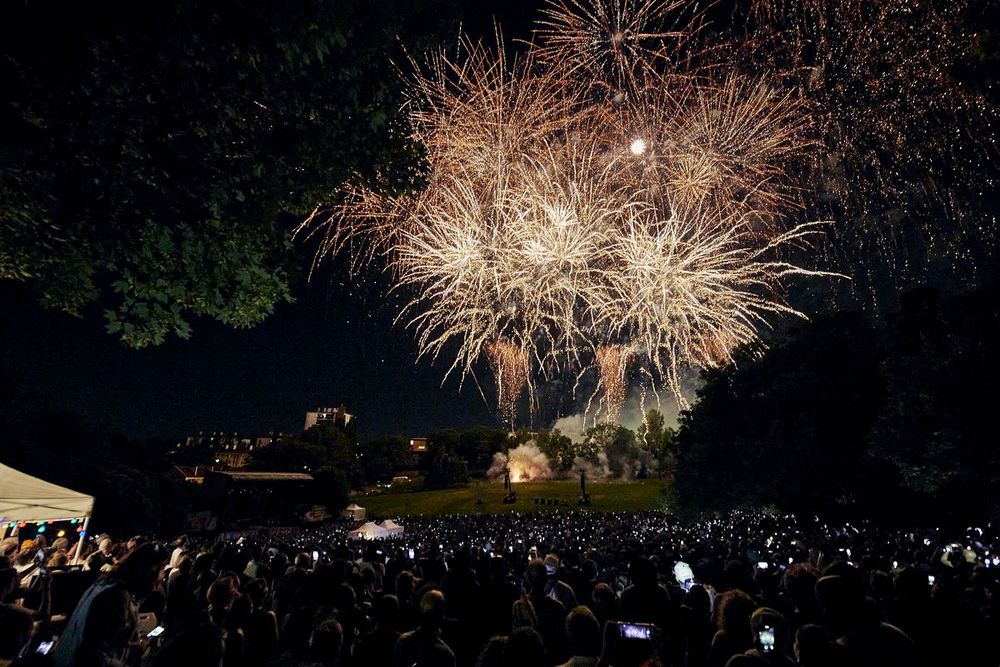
[0,1,547,442]
[2,0,995,442]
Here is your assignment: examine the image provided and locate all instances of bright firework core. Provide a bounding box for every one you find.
[304,0,843,425]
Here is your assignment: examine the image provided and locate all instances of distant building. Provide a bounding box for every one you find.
[175,430,287,470]
[405,437,429,468]
[304,405,353,431]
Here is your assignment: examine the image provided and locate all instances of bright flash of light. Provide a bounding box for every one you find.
[629,138,647,155]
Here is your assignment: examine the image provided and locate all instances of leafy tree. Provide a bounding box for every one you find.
[424,449,469,489]
[457,426,509,470]
[358,436,410,484]
[868,287,1000,510]
[636,409,677,473]
[536,429,576,472]
[0,0,456,346]
[246,422,362,485]
[582,423,638,477]
[244,438,327,473]
[673,313,889,517]
[311,466,351,514]
[673,283,1000,522]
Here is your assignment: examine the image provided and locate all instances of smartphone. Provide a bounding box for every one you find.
[36,641,54,655]
[408,548,415,560]
[311,550,319,562]
[757,562,769,570]
[147,626,165,639]
[758,625,775,653]
[927,574,935,586]
[673,561,694,585]
[617,623,653,640]
[138,612,158,638]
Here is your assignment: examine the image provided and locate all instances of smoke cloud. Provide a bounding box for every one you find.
[487,442,553,482]
[551,381,693,441]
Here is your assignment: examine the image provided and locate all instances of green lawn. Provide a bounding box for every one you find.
[357,478,669,517]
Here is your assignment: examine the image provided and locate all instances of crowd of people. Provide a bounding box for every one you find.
[1,510,998,666]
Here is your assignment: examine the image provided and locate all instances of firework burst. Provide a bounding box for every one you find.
[300,0,860,424]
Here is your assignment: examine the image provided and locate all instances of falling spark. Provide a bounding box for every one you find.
[486,338,531,427]
[595,344,632,421]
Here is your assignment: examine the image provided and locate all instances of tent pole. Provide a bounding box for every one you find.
[72,516,91,565]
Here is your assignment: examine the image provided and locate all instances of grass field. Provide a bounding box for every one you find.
[358,478,669,517]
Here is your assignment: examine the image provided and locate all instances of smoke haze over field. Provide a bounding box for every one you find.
[551,384,690,441]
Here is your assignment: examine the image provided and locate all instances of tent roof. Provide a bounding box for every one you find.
[380,520,402,529]
[345,503,364,510]
[0,463,94,522]
[349,521,388,539]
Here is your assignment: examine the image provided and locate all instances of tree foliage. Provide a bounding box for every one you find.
[0,0,455,346]
[673,284,1000,523]
[536,429,575,471]
[357,437,411,484]
[636,409,677,473]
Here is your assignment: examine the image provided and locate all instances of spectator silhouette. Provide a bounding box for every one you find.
[512,558,568,664]
[394,589,456,667]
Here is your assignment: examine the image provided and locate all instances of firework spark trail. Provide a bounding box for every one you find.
[486,338,531,428]
[298,0,868,424]
[534,0,694,95]
[594,344,632,422]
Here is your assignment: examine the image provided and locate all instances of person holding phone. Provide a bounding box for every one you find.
[746,608,795,666]
[52,543,168,667]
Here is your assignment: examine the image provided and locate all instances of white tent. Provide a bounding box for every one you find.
[342,503,366,521]
[348,521,388,541]
[0,463,94,563]
[0,463,93,523]
[379,519,404,537]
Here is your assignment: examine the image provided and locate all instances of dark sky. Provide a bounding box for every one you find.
[0,0,544,442]
[0,273,500,441]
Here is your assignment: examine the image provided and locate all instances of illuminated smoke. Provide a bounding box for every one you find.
[487,443,554,483]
